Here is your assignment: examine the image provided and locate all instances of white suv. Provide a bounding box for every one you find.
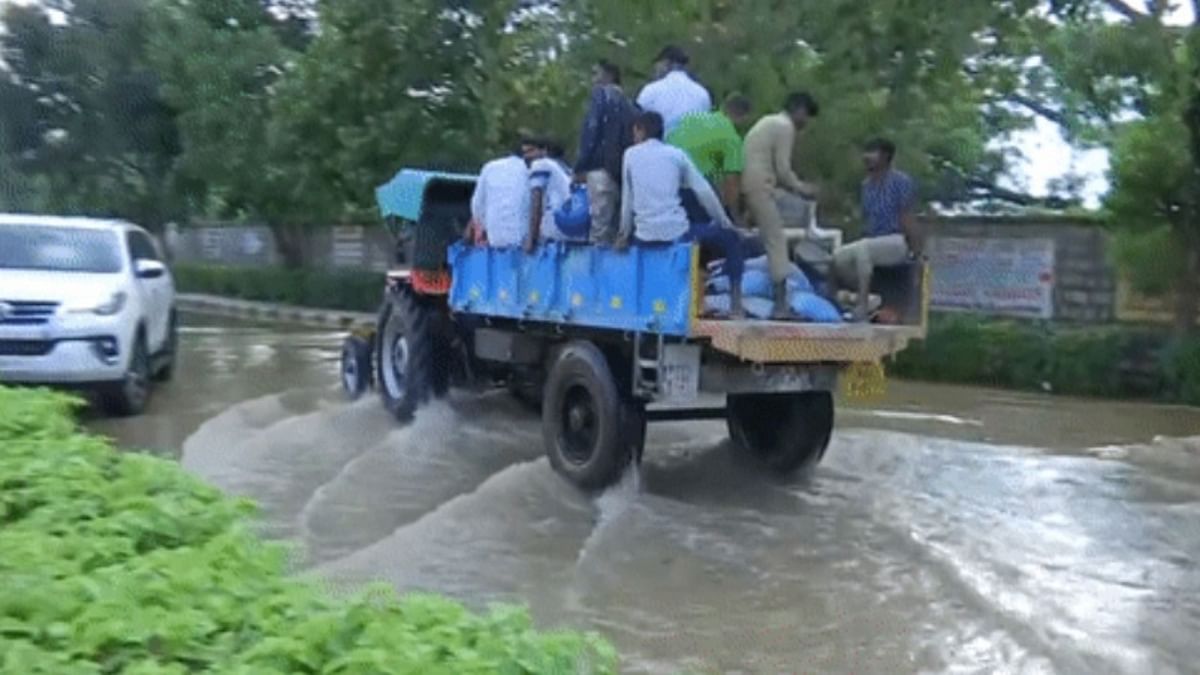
[0,215,177,416]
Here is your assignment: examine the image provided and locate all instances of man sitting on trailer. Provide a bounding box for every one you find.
[833,137,921,322]
[468,137,543,247]
[617,110,746,316]
[526,138,581,251]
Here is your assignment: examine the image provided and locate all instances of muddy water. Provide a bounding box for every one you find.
[104,316,1200,673]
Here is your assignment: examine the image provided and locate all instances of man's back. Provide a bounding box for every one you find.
[529,157,575,240]
[636,71,712,136]
[472,155,529,248]
[742,112,795,188]
[621,139,693,242]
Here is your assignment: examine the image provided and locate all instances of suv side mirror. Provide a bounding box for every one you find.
[135,259,167,279]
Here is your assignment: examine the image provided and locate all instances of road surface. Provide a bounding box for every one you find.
[91,314,1200,674]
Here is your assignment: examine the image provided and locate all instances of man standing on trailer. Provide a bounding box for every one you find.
[833,137,921,321]
[741,91,821,318]
[667,93,753,220]
[636,46,712,136]
[617,111,745,316]
[574,60,636,244]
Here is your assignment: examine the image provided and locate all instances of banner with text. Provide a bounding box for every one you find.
[929,237,1056,319]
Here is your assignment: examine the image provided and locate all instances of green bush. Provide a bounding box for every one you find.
[0,387,616,674]
[892,314,1200,404]
[173,264,383,312]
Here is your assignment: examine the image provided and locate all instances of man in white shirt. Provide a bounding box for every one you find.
[526,143,580,250]
[469,138,541,248]
[636,45,712,137]
[618,111,745,316]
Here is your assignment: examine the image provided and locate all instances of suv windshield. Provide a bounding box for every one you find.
[0,224,123,273]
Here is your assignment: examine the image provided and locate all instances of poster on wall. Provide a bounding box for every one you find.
[928,237,1056,319]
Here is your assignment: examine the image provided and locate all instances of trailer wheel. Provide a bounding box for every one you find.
[542,341,645,491]
[341,334,373,400]
[376,286,449,421]
[727,392,834,474]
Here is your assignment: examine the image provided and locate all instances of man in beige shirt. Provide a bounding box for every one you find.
[741,92,820,318]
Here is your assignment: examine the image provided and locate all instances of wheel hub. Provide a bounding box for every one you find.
[560,385,598,465]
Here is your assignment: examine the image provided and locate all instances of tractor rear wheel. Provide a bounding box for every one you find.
[376,286,449,421]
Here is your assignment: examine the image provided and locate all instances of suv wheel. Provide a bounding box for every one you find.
[153,312,178,383]
[101,336,151,417]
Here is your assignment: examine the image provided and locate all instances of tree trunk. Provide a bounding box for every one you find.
[271,222,309,269]
[1174,246,1200,338]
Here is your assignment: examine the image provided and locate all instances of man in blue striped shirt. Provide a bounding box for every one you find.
[833,137,921,321]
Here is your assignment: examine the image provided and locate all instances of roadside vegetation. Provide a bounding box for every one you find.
[0,386,616,674]
[174,264,381,313]
[893,314,1200,405]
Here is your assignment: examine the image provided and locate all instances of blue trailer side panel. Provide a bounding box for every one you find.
[448,241,696,336]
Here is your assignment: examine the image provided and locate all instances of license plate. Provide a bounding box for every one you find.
[843,360,887,401]
[659,344,701,403]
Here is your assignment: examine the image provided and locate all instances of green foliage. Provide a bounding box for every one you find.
[174,264,383,312]
[891,314,1200,403]
[147,0,296,222]
[0,0,182,228]
[0,386,617,674]
[1108,226,1185,296]
[1045,1,1200,333]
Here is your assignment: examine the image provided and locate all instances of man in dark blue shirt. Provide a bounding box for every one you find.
[832,137,921,321]
[574,60,636,244]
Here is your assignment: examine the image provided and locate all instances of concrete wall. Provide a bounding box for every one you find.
[925,217,1116,323]
[169,223,396,272]
[170,216,1123,324]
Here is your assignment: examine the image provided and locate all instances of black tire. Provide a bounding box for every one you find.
[153,312,178,383]
[542,341,645,491]
[101,334,151,417]
[726,391,834,474]
[341,334,373,400]
[375,286,450,421]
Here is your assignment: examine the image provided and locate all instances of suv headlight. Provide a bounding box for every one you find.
[63,291,127,316]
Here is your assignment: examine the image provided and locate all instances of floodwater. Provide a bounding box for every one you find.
[94,315,1200,674]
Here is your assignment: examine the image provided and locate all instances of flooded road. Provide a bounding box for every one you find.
[96,315,1200,673]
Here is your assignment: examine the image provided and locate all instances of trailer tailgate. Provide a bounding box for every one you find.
[692,319,924,363]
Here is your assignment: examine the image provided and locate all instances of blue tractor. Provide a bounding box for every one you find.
[340,168,929,491]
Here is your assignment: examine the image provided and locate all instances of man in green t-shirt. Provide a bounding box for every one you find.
[667,94,752,218]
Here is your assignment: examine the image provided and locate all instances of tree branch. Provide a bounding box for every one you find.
[1102,0,1149,20]
[964,177,1077,209]
[1005,93,1072,127]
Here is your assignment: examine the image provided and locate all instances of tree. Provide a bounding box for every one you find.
[1041,0,1200,335]
[264,0,584,226]
[147,0,307,263]
[0,0,182,228]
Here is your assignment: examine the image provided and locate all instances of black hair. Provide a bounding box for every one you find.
[783,91,820,117]
[597,59,622,85]
[633,111,665,140]
[654,45,689,67]
[864,137,897,163]
[724,93,752,117]
[546,140,566,159]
